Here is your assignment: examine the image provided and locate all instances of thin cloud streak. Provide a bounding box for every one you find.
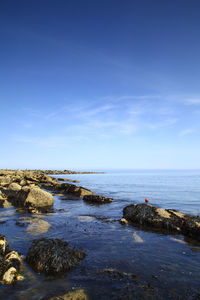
[184,98,200,105]
[179,129,194,137]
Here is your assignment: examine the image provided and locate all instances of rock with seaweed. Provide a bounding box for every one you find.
[26,238,85,275]
[83,194,113,204]
[123,203,200,241]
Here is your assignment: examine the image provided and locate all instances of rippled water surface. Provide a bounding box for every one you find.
[0,170,200,299]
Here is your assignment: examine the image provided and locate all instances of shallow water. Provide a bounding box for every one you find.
[0,170,200,299]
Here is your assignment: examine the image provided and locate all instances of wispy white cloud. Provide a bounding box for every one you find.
[19,93,185,147]
[14,135,89,148]
[144,118,178,130]
[79,104,114,118]
[184,98,200,105]
[179,129,194,137]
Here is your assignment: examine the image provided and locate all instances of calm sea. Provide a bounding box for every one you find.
[62,169,200,216]
[0,169,200,299]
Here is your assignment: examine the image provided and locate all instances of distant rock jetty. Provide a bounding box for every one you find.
[123,203,200,241]
[44,169,104,175]
[0,169,104,175]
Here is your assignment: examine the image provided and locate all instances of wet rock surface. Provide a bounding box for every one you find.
[57,178,80,183]
[83,195,113,204]
[0,170,96,212]
[0,235,23,284]
[0,170,115,213]
[41,182,93,198]
[123,203,200,241]
[26,238,85,275]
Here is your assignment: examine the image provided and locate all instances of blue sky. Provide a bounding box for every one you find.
[0,0,200,170]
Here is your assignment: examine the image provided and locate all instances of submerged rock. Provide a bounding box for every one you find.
[83,195,113,204]
[123,203,200,241]
[43,289,89,300]
[26,238,85,275]
[25,218,51,235]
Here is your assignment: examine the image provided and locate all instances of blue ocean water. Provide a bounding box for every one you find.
[58,169,200,216]
[1,169,200,299]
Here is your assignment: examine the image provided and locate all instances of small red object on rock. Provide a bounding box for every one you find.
[145,198,149,203]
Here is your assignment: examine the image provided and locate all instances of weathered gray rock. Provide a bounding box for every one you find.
[26,238,85,275]
[123,203,200,241]
[83,195,113,204]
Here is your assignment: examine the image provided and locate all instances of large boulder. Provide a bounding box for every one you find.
[83,195,113,204]
[123,204,200,241]
[26,238,85,275]
[24,188,53,207]
[7,186,53,209]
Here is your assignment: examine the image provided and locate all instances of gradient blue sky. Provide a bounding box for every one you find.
[1,0,200,170]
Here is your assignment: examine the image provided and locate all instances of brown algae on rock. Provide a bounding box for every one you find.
[123,203,200,241]
[26,238,85,275]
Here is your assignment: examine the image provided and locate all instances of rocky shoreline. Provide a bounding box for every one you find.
[0,169,114,285]
[0,168,200,291]
[0,169,111,213]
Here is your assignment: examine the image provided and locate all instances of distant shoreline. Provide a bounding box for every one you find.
[0,169,105,175]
